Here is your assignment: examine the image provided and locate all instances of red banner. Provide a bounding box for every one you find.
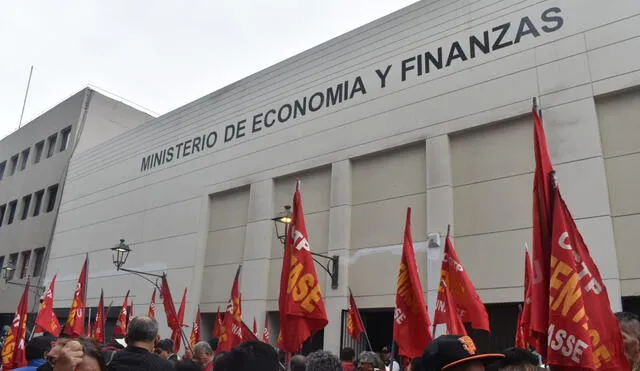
[129,299,134,324]
[278,180,328,352]
[218,266,243,352]
[434,281,467,336]
[516,248,534,348]
[262,313,270,343]
[34,275,61,336]
[161,276,180,334]
[242,321,258,342]
[92,290,105,344]
[393,208,432,358]
[171,288,188,353]
[252,317,258,338]
[213,307,223,338]
[436,233,490,332]
[545,192,628,370]
[530,107,555,354]
[347,289,366,342]
[148,288,157,319]
[1,280,30,370]
[190,306,201,348]
[64,256,88,337]
[113,290,130,337]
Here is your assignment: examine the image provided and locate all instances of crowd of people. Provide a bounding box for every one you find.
[7,311,640,371]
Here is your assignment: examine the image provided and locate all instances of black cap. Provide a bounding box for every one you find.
[500,348,540,366]
[422,335,504,371]
[381,346,390,354]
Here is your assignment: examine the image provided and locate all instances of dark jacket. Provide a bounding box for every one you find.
[107,346,174,371]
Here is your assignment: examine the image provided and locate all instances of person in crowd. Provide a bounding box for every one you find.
[380,347,399,371]
[212,340,278,371]
[13,336,55,371]
[106,316,174,371]
[421,335,504,371]
[487,348,540,371]
[289,354,306,371]
[174,359,202,371]
[357,351,385,371]
[193,341,214,371]
[207,338,219,353]
[305,350,341,371]
[155,339,177,362]
[38,338,106,371]
[616,311,640,370]
[339,348,355,371]
[406,357,422,371]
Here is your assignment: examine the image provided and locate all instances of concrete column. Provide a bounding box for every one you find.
[322,160,352,354]
[240,179,275,333]
[425,135,454,323]
[188,194,212,335]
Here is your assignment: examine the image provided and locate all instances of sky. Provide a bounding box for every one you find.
[0,0,418,140]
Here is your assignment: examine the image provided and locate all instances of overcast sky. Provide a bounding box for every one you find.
[0,1,418,140]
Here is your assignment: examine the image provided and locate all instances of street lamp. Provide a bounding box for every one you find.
[1,263,46,295]
[110,239,164,290]
[272,205,340,290]
[2,263,16,281]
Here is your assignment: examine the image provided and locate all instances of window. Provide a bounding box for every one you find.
[32,248,45,277]
[46,184,59,212]
[7,200,17,224]
[7,253,18,280]
[19,251,31,279]
[0,256,4,271]
[60,126,72,152]
[33,190,44,217]
[9,154,18,175]
[33,141,44,164]
[19,148,30,171]
[21,194,31,220]
[0,204,5,227]
[0,161,5,180]
[46,134,57,158]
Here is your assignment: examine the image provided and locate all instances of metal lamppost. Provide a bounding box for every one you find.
[1,263,46,296]
[272,205,340,290]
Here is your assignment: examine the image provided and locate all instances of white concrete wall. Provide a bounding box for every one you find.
[46,0,640,353]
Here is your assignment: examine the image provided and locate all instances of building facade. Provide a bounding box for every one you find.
[0,88,153,323]
[43,0,640,354]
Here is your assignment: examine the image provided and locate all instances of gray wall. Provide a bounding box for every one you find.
[46,0,640,353]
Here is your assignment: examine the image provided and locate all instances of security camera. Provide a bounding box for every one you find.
[427,233,441,249]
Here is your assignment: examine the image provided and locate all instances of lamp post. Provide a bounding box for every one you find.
[110,239,164,290]
[272,205,340,290]
[1,263,46,296]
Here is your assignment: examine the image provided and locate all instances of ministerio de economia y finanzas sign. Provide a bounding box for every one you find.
[139,7,564,173]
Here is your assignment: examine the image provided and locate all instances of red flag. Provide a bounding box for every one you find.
[161,276,180,334]
[34,275,61,336]
[530,105,555,353]
[262,313,270,343]
[241,321,258,342]
[1,280,30,370]
[252,317,258,337]
[515,306,526,349]
[129,299,134,324]
[190,306,201,348]
[545,192,628,370]
[433,280,467,336]
[86,317,92,338]
[218,266,243,352]
[63,256,88,337]
[347,289,366,342]
[113,290,130,337]
[213,307,223,338]
[148,289,157,319]
[278,180,328,352]
[92,290,105,344]
[435,231,490,332]
[171,288,188,353]
[516,247,534,348]
[393,208,432,358]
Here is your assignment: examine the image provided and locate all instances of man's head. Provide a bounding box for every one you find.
[25,336,54,361]
[616,312,640,366]
[381,346,391,361]
[357,351,385,371]
[213,340,278,371]
[306,350,341,371]
[193,341,214,366]
[422,335,504,371]
[289,354,306,371]
[125,316,159,351]
[154,338,174,358]
[489,348,539,371]
[208,337,219,352]
[408,357,423,371]
[340,347,355,362]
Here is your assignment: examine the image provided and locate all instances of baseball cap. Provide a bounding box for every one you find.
[422,335,504,371]
[499,348,540,366]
